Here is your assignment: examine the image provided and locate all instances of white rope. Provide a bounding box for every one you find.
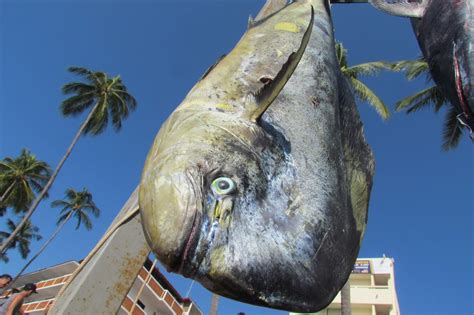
[129,258,158,314]
[185,280,195,298]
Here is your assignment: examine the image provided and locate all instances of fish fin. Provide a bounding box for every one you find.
[200,54,227,81]
[368,0,427,18]
[338,75,374,242]
[248,15,255,28]
[249,6,314,123]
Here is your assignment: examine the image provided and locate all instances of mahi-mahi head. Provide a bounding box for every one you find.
[139,0,374,312]
[370,0,474,135]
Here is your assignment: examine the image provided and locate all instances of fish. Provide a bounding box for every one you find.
[139,0,374,312]
[369,0,474,136]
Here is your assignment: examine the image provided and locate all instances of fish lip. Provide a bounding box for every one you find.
[175,210,202,275]
[453,47,471,115]
[167,172,204,276]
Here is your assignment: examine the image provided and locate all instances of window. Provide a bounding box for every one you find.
[137,299,145,310]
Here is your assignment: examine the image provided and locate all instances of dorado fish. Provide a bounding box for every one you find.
[139,0,374,312]
[369,0,474,136]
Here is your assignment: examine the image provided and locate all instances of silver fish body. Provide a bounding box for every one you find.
[140,0,374,312]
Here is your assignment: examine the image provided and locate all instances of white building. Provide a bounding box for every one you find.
[2,258,202,315]
[291,257,400,315]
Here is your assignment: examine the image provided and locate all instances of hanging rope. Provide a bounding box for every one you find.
[185,280,195,298]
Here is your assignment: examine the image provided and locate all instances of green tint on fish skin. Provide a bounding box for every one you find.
[209,246,227,279]
[349,169,369,237]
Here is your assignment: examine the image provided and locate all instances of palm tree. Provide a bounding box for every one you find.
[394,59,463,150]
[0,218,41,260]
[0,149,51,216]
[0,67,136,255]
[10,188,100,284]
[210,293,220,315]
[340,280,352,315]
[336,42,393,120]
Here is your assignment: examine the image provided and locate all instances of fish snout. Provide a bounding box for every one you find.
[139,172,200,272]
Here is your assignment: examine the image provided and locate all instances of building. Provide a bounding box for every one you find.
[291,257,400,315]
[1,258,202,315]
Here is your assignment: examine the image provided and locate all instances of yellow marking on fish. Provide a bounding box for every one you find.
[209,246,226,277]
[176,100,203,110]
[274,22,300,33]
[276,49,283,57]
[216,103,233,111]
[213,201,223,220]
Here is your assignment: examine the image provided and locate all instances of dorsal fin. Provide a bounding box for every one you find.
[199,54,226,81]
[248,15,255,28]
[249,6,314,123]
[368,0,427,18]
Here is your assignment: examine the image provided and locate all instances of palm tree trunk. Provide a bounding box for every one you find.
[341,280,352,315]
[0,181,16,205]
[209,293,219,315]
[9,211,73,288]
[0,103,100,255]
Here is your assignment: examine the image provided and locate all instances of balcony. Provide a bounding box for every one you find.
[331,285,392,306]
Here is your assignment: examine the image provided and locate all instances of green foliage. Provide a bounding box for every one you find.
[0,66,136,257]
[0,149,51,215]
[61,67,138,136]
[394,59,464,150]
[336,42,394,120]
[51,188,100,230]
[442,107,463,150]
[0,218,41,259]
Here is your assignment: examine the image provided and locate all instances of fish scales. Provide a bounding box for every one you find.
[139,0,374,312]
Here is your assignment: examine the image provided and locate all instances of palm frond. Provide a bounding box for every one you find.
[74,211,83,230]
[84,98,109,135]
[51,199,70,208]
[396,86,446,113]
[67,67,102,85]
[109,96,125,131]
[335,42,348,69]
[62,82,96,95]
[78,212,93,230]
[346,61,396,77]
[19,241,30,259]
[442,108,463,150]
[65,188,77,200]
[392,59,429,80]
[61,93,96,117]
[57,212,72,226]
[350,77,390,119]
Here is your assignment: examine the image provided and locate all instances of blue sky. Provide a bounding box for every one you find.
[0,1,472,314]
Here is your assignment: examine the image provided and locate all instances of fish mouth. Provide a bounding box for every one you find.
[169,210,202,275]
[453,45,474,133]
[168,173,204,274]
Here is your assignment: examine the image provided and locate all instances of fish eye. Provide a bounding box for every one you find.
[211,177,236,195]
